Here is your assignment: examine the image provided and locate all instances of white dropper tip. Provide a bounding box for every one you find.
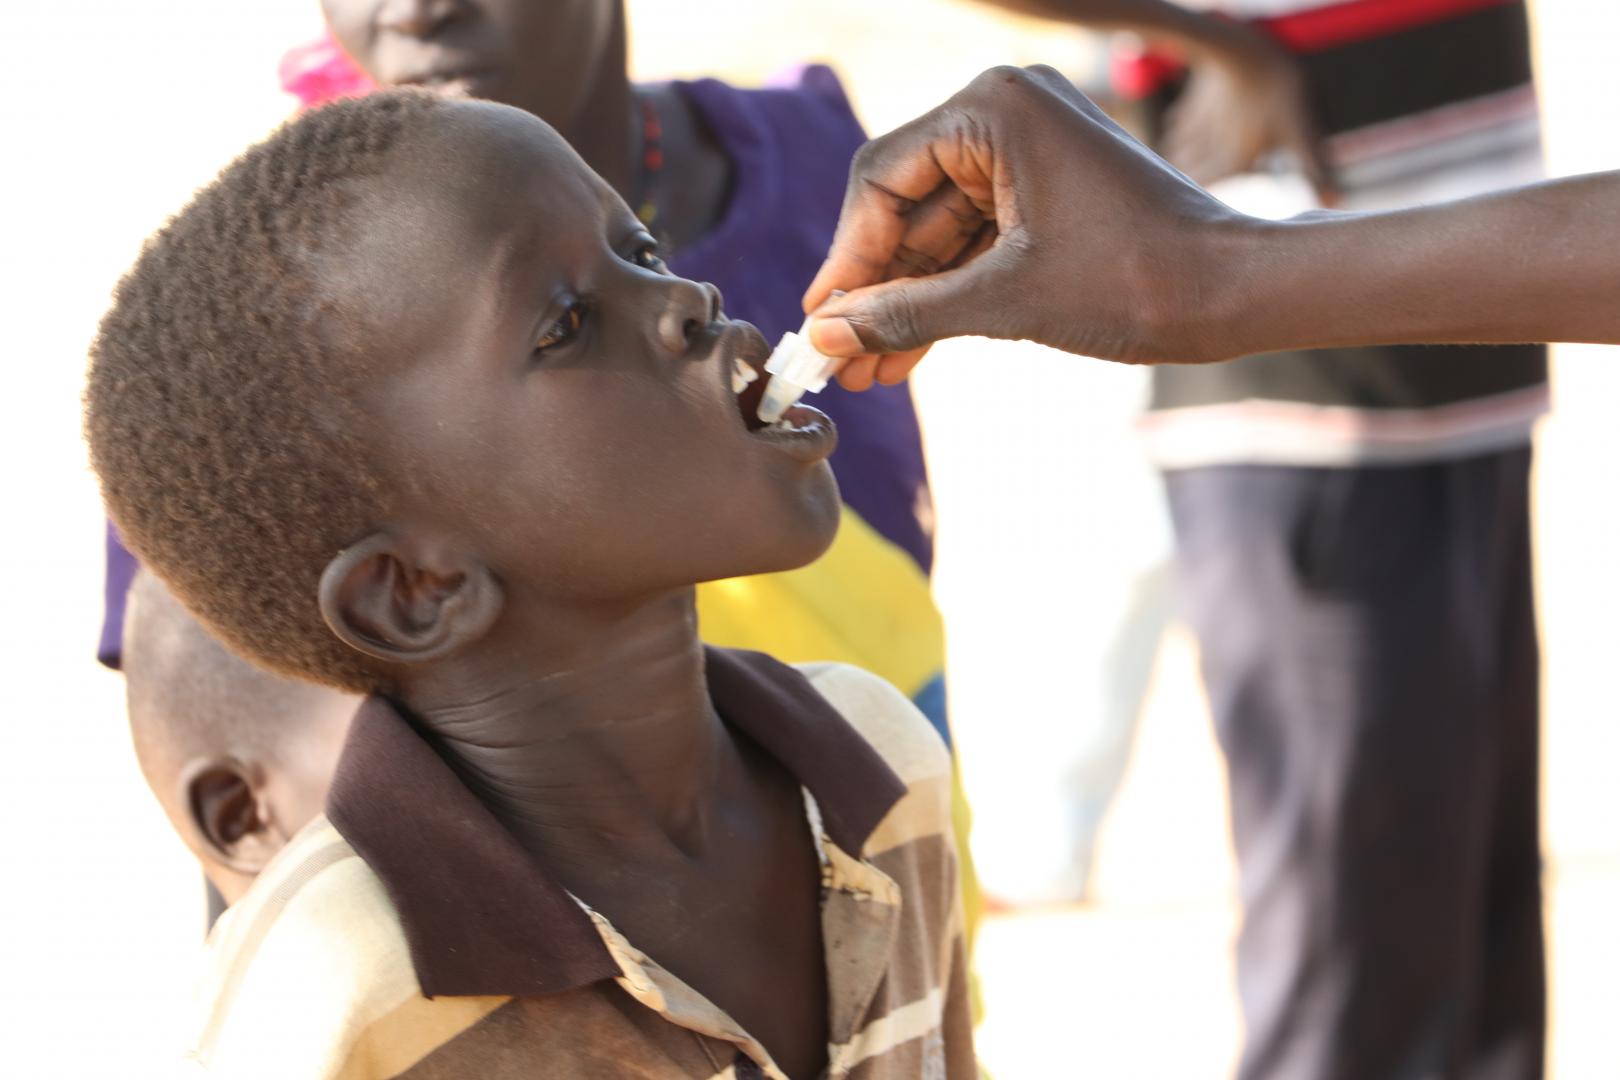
[757,317,839,424]
[756,377,800,425]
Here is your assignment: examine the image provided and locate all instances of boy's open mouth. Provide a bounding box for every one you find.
[721,323,837,460]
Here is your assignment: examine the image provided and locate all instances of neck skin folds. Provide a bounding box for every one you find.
[396,587,739,879]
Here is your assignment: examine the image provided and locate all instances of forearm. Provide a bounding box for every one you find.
[1212,172,1620,357]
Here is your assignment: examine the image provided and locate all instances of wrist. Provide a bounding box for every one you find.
[1215,209,1362,358]
[1174,212,1273,363]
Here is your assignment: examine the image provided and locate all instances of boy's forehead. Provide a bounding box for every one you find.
[398,100,605,207]
[332,101,612,323]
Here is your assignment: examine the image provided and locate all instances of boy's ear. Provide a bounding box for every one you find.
[180,759,282,875]
[317,530,503,666]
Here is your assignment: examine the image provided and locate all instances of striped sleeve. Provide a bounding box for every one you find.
[800,664,977,1077]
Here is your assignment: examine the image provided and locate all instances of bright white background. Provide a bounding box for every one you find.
[1,1,1615,1075]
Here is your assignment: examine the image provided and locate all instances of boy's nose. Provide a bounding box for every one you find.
[655,279,723,356]
[378,0,463,38]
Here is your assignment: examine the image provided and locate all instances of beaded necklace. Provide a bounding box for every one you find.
[631,90,666,243]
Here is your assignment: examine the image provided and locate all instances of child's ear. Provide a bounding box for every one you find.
[317,530,504,666]
[180,759,283,875]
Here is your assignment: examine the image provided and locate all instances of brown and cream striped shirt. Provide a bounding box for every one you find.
[181,649,975,1078]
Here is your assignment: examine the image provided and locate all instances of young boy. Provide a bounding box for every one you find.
[88,92,974,1079]
[102,0,982,984]
[105,0,949,737]
[122,571,354,910]
[102,6,977,947]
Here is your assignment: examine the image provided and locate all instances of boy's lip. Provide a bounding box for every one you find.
[749,402,837,463]
[716,321,770,419]
[714,322,836,463]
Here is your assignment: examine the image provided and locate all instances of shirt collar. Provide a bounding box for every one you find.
[325,647,907,999]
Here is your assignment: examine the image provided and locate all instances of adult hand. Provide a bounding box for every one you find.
[1163,21,1336,203]
[802,65,1248,387]
[808,65,1620,372]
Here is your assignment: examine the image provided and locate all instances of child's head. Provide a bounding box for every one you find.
[87,93,838,696]
[319,0,620,122]
[123,572,355,904]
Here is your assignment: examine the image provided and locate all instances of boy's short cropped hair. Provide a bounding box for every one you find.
[86,92,444,693]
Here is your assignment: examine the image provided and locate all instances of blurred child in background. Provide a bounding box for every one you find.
[122,572,354,911]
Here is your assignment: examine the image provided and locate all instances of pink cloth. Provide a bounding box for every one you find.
[279,32,375,107]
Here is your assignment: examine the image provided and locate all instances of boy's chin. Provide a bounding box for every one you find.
[776,473,843,565]
[732,477,842,577]
[775,520,841,574]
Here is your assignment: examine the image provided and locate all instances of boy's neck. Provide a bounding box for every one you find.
[397,588,736,874]
[398,590,831,1078]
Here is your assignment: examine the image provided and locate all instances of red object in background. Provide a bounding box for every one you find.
[278,32,375,108]
[1264,0,1514,53]
[1109,43,1186,100]
[1109,0,1516,99]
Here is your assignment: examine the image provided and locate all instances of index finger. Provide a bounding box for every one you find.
[801,114,956,315]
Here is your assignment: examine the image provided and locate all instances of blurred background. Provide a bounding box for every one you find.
[2,0,1616,1076]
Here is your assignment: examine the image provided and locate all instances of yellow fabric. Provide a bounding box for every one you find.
[952,754,985,1024]
[695,508,944,699]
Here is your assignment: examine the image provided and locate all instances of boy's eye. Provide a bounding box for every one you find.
[535,302,586,355]
[631,242,667,273]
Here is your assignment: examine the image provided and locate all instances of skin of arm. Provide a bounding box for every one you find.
[1225,173,1620,357]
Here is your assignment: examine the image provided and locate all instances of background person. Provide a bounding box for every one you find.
[807,61,1620,1076]
[122,572,355,911]
[961,1,1552,1075]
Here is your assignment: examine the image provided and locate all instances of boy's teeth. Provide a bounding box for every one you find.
[731,356,759,394]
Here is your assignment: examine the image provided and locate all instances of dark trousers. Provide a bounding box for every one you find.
[1165,448,1544,1080]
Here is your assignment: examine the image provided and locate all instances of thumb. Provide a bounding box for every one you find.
[806,252,1009,357]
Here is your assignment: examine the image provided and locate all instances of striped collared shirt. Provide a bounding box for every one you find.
[181,649,976,1079]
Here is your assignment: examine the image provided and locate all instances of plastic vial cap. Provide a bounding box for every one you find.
[756,317,840,424]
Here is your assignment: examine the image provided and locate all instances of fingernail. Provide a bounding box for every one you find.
[809,316,862,356]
